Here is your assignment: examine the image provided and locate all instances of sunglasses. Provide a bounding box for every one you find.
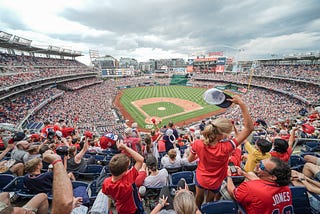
[259,161,272,174]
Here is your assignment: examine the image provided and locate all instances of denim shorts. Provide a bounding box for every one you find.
[195,175,221,193]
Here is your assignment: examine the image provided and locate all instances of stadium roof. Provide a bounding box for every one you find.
[0,31,82,58]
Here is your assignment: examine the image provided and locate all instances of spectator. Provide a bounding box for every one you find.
[42,149,74,214]
[99,133,118,150]
[243,139,272,172]
[123,127,142,154]
[102,139,145,214]
[23,145,41,163]
[161,146,182,169]
[188,95,253,208]
[181,148,198,167]
[270,127,298,162]
[0,192,48,214]
[163,122,179,152]
[0,144,24,176]
[24,157,75,194]
[199,120,206,131]
[24,157,54,194]
[66,137,95,173]
[143,155,168,188]
[150,178,201,214]
[291,169,320,194]
[227,157,293,214]
[143,134,161,160]
[11,140,30,163]
[304,154,320,166]
[302,155,320,181]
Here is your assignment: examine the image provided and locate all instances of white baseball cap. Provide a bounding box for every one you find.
[203,88,232,108]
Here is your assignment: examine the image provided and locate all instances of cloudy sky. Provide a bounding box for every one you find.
[0,0,319,65]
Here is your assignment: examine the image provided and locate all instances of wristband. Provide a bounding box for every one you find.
[52,159,62,166]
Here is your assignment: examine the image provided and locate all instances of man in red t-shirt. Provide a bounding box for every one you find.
[102,140,145,214]
[227,157,293,214]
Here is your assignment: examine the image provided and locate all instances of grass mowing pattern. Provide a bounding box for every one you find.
[141,102,184,118]
[120,86,220,128]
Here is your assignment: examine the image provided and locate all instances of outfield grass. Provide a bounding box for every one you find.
[120,86,220,128]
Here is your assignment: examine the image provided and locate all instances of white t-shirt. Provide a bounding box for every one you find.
[143,169,168,188]
[161,148,181,168]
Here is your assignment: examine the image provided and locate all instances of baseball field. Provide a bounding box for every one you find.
[115,85,225,129]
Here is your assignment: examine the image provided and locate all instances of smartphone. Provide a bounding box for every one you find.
[117,134,123,141]
[228,162,237,174]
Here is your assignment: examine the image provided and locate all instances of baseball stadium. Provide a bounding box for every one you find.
[0,29,320,214]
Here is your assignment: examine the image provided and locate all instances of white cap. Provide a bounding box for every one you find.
[203,88,232,108]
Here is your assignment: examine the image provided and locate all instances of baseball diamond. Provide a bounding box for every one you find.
[114,85,227,130]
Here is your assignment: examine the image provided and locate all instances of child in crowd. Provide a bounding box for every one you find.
[243,139,272,172]
[270,127,298,162]
[102,139,145,214]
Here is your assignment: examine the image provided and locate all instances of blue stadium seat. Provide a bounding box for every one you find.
[301,140,320,152]
[72,181,89,189]
[290,186,312,214]
[182,164,197,171]
[99,165,109,175]
[0,174,15,192]
[92,154,106,161]
[169,171,195,188]
[72,181,90,205]
[3,176,36,199]
[289,154,305,171]
[78,164,103,179]
[165,166,182,174]
[201,200,238,214]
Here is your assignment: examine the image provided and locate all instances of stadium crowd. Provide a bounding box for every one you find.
[1,96,319,214]
[1,52,320,214]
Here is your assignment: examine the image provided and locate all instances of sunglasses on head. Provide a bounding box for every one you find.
[259,161,272,174]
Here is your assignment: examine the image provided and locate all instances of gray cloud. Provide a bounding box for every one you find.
[1,0,320,62]
[0,8,29,31]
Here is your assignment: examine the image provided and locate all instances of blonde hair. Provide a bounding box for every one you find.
[168,149,177,159]
[24,158,42,173]
[173,190,198,214]
[202,117,233,145]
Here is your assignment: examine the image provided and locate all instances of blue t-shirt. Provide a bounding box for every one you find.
[24,171,53,194]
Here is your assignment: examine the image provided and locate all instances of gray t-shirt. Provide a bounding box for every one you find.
[11,148,27,163]
[143,169,168,188]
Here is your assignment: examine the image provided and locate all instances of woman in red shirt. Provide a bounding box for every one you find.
[188,95,254,208]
